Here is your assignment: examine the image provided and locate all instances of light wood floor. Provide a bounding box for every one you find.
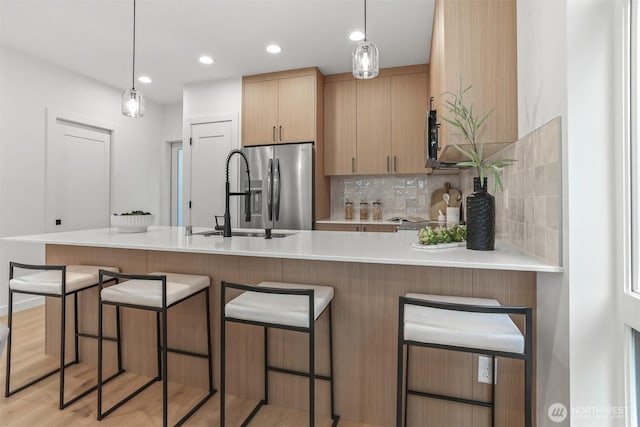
[0,306,373,427]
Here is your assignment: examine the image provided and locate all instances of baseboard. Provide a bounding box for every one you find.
[0,296,44,317]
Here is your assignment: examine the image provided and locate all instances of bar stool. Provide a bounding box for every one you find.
[4,262,123,409]
[220,281,340,427]
[97,270,215,427]
[396,293,532,427]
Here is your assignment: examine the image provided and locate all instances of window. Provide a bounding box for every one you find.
[171,142,183,226]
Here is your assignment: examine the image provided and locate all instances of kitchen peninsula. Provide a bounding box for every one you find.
[5,226,561,426]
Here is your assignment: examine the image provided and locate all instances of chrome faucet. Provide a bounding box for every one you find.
[224,149,251,237]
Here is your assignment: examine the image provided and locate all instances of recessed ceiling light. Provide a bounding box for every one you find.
[138,76,152,84]
[266,44,282,54]
[349,31,365,41]
[199,55,214,65]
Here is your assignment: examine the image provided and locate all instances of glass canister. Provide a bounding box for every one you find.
[345,199,354,220]
[359,201,369,220]
[372,200,383,220]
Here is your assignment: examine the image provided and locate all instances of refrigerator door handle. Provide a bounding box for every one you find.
[274,158,281,221]
[267,158,273,221]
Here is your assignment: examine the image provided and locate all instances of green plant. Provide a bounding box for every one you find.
[440,80,514,191]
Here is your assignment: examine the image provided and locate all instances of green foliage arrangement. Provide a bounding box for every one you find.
[418,224,467,245]
[440,80,515,191]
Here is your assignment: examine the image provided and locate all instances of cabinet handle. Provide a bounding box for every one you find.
[394,156,397,172]
[279,126,283,141]
[356,226,360,232]
[352,157,356,173]
[387,156,390,172]
[272,126,276,142]
[363,226,367,232]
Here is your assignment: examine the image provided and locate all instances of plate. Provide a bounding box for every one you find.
[411,242,465,250]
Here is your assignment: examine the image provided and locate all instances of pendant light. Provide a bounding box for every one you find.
[122,0,144,117]
[352,0,379,79]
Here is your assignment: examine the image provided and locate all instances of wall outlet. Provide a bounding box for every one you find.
[478,356,497,384]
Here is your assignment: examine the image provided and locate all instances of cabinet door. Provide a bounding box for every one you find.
[356,77,391,175]
[391,73,429,174]
[243,80,278,146]
[324,80,357,175]
[277,75,315,144]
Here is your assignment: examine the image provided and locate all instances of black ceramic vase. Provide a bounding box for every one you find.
[466,177,495,251]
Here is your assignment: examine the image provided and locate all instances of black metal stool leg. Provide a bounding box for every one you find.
[404,346,409,427]
[491,355,496,427]
[328,304,338,424]
[97,294,104,420]
[59,293,66,410]
[74,292,79,363]
[162,309,168,427]
[264,326,269,405]
[116,305,123,371]
[156,311,162,381]
[396,299,404,427]
[205,288,214,393]
[5,289,13,398]
[220,283,227,427]
[309,321,315,427]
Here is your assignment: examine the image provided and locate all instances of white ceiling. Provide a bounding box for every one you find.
[0,0,435,104]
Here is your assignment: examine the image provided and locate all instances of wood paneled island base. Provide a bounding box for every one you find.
[44,244,536,427]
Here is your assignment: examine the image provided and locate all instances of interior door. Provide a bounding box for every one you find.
[47,119,111,232]
[189,120,233,228]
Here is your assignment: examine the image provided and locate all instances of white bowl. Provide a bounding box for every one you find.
[111,214,155,233]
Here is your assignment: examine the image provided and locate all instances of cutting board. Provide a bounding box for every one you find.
[428,182,462,220]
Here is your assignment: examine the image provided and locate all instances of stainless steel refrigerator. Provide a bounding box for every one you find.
[239,142,313,230]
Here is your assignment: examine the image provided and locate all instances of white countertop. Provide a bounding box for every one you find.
[3,226,563,273]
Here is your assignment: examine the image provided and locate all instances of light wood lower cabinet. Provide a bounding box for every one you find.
[315,222,398,232]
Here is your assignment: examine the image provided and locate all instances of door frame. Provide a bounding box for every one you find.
[45,108,115,232]
[182,112,239,226]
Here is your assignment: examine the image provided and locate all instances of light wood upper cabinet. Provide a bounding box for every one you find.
[323,65,429,176]
[243,80,278,146]
[391,73,428,174]
[324,80,357,175]
[356,77,392,175]
[277,75,315,143]
[430,0,517,159]
[242,69,318,146]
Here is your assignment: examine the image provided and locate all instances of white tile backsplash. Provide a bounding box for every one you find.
[330,174,461,220]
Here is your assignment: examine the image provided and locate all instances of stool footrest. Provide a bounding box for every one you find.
[267,365,331,382]
[162,346,209,359]
[407,388,493,408]
[77,332,119,342]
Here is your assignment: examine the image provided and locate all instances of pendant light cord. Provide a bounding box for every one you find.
[131,0,136,90]
[364,0,367,41]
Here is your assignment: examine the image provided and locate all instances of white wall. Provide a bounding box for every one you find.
[0,45,168,314]
[182,77,242,227]
[519,1,624,426]
[183,77,242,120]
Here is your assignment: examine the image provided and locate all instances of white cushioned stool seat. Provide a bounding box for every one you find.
[9,265,120,295]
[101,271,210,308]
[404,293,524,354]
[225,281,334,328]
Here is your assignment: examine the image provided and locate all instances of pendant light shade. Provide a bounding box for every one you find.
[122,0,144,117]
[352,0,379,79]
[122,88,144,117]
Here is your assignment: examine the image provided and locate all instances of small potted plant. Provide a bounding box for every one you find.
[111,210,155,233]
[441,81,514,251]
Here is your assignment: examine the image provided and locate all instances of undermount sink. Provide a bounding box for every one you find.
[194,230,293,238]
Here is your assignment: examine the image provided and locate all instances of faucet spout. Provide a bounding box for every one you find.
[224,149,251,237]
